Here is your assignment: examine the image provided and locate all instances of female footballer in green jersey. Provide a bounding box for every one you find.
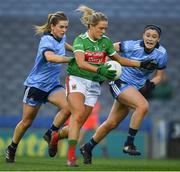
[47,5,157,167]
[63,5,157,167]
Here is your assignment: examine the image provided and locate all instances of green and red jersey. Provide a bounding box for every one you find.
[67,32,116,82]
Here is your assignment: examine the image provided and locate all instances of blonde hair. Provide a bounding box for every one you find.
[76,5,108,27]
[34,11,68,35]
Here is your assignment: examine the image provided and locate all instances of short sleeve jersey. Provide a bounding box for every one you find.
[67,32,116,82]
[24,33,66,92]
[120,40,168,89]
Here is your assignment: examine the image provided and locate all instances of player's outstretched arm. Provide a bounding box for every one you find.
[44,51,72,63]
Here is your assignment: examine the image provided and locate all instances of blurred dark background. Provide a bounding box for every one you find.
[0,0,180,159]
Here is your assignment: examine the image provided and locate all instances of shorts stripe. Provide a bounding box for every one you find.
[111,82,121,96]
[23,86,30,103]
[66,76,70,95]
[109,80,130,99]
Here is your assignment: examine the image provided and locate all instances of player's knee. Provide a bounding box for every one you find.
[138,100,149,116]
[21,119,33,129]
[142,100,149,114]
[57,102,70,114]
[74,115,85,126]
[72,106,86,126]
[106,120,119,130]
[74,110,86,125]
[61,106,71,116]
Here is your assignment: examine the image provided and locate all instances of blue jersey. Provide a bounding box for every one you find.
[119,40,168,89]
[24,33,66,92]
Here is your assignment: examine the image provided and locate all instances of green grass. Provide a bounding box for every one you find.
[0,156,180,171]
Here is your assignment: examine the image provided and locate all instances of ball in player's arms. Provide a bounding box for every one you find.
[105,61,122,80]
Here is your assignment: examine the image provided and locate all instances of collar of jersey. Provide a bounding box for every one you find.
[86,32,98,42]
[44,32,62,43]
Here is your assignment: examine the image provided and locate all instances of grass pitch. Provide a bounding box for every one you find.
[0,156,180,171]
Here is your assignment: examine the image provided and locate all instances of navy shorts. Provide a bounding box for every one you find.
[109,79,131,99]
[23,85,64,106]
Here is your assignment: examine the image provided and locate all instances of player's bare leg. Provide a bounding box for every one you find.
[80,100,128,164]
[117,87,148,155]
[6,104,40,163]
[43,90,71,157]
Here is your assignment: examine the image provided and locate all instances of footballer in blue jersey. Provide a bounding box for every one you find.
[24,33,67,92]
[81,25,168,164]
[110,39,167,97]
[6,11,73,163]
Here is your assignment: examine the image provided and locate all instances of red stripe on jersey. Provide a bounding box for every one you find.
[84,51,107,64]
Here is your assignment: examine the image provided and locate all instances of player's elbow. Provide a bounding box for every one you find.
[46,57,54,63]
[77,61,86,70]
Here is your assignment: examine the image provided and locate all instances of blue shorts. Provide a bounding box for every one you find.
[23,85,64,106]
[109,79,131,99]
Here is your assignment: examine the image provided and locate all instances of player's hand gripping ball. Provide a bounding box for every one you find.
[105,60,122,80]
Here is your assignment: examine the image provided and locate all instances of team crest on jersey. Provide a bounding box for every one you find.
[72,84,77,90]
[102,44,106,50]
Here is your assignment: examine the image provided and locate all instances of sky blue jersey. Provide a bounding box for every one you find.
[119,40,168,89]
[24,33,66,92]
